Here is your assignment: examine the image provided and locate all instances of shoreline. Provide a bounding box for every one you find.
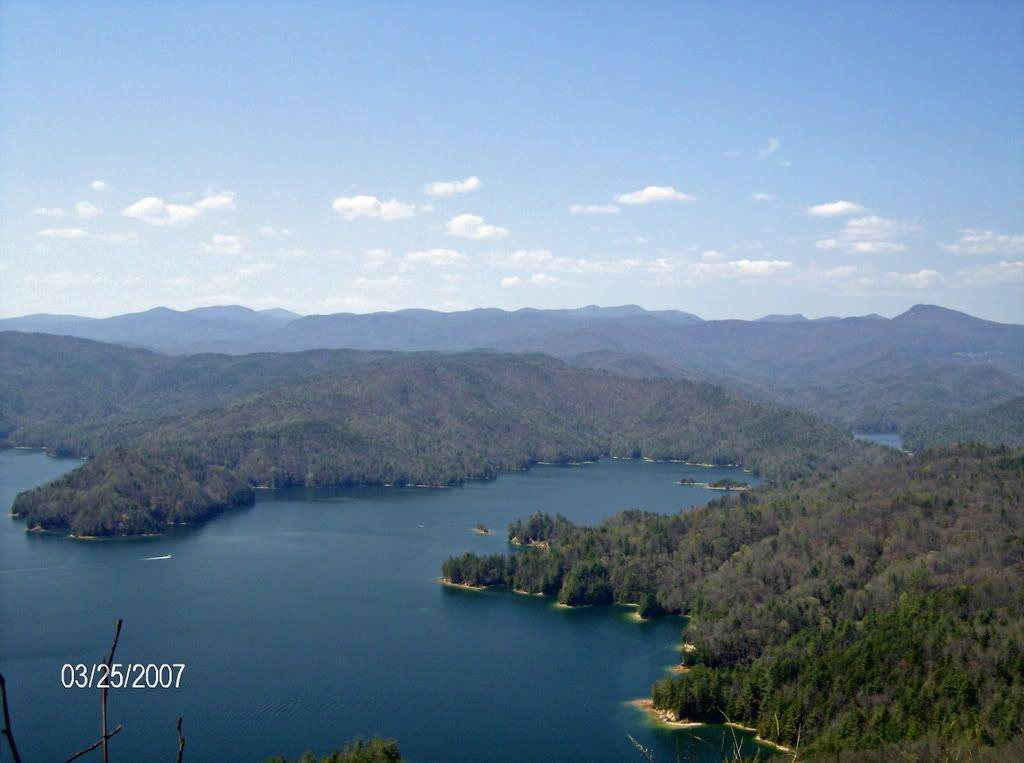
[439,577,486,591]
[628,700,794,753]
[724,723,794,754]
[627,699,703,729]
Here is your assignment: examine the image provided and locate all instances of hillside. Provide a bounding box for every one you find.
[9,352,890,536]
[0,331,397,448]
[442,444,1024,756]
[903,396,1024,452]
[5,304,1022,445]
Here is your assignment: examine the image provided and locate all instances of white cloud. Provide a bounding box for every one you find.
[33,207,64,217]
[90,180,109,191]
[120,191,235,226]
[446,213,509,240]
[844,215,917,239]
[816,215,918,255]
[614,185,695,205]
[404,248,462,266]
[528,272,559,285]
[886,269,941,289]
[24,271,111,289]
[568,203,620,215]
[487,249,685,277]
[352,275,410,291]
[700,250,726,262]
[501,276,522,288]
[751,192,775,202]
[487,249,554,269]
[634,235,648,244]
[37,227,137,245]
[845,241,907,254]
[424,176,481,197]
[163,276,194,287]
[75,200,103,219]
[679,258,794,283]
[941,228,1024,256]
[758,138,780,160]
[122,196,202,225]
[38,227,88,239]
[194,191,237,210]
[259,226,290,236]
[363,249,392,269]
[726,259,793,276]
[806,200,865,217]
[332,195,416,221]
[956,260,1024,285]
[200,234,244,255]
[277,248,309,258]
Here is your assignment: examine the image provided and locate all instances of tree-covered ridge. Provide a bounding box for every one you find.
[0,331,396,450]
[11,448,253,536]
[11,353,889,536]
[903,395,1024,452]
[441,445,1024,755]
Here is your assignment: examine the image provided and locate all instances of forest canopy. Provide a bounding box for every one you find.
[441,444,1024,756]
[9,350,890,536]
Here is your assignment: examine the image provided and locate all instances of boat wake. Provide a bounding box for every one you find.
[141,554,172,561]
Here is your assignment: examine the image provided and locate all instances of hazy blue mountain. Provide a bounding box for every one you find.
[4,303,1023,438]
[0,304,703,355]
[0,304,297,352]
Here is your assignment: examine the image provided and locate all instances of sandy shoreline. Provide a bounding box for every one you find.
[724,722,794,753]
[629,699,793,752]
[439,577,486,591]
[627,699,704,729]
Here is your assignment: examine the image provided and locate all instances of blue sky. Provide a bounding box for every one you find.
[2,1,1022,321]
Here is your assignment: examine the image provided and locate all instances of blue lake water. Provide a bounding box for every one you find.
[0,450,770,761]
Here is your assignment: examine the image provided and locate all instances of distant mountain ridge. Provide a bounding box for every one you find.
[3,303,1023,443]
[2,302,1017,357]
[0,304,297,352]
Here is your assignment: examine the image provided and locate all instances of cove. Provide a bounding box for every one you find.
[1,449,772,761]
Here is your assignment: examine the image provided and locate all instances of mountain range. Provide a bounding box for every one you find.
[4,303,1023,448]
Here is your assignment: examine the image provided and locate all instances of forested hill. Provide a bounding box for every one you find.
[904,396,1024,452]
[442,444,1024,757]
[10,352,889,536]
[6,302,1023,452]
[0,331,397,446]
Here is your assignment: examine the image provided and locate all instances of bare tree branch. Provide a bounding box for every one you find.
[0,673,22,763]
[176,716,185,763]
[101,618,123,763]
[64,725,123,763]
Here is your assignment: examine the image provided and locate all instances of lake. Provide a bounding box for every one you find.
[1,450,770,762]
